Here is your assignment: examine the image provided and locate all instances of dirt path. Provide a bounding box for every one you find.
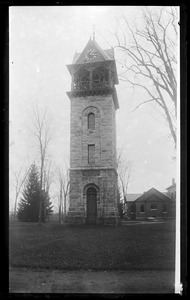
[9,267,175,294]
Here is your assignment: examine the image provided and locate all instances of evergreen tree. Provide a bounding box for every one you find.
[17,164,53,222]
[41,189,54,222]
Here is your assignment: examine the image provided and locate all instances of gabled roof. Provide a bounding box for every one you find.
[73,38,114,65]
[126,194,142,202]
[72,52,80,64]
[67,37,118,86]
[163,192,171,198]
[134,187,172,202]
[72,48,114,63]
[166,183,176,190]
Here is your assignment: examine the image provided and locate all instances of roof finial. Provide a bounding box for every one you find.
[93,24,95,41]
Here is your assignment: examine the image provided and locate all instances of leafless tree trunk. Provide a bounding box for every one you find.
[63,179,70,221]
[114,7,178,148]
[58,166,70,224]
[31,107,51,225]
[59,183,63,224]
[117,148,133,212]
[43,161,54,222]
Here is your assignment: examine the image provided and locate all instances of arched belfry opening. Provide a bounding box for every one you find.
[73,68,90,91]
[92,66,109,89]
[66,37,120,225]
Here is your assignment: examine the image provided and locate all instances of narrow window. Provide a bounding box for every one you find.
[88,144,95,163]
[140,204,145,213]
[88,113,95,130]
[163,204,167,213]
[150,203,157,210]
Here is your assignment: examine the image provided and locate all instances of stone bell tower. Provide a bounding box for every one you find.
[66,36,120,225]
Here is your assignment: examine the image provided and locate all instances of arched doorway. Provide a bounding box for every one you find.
[86,187,97,224]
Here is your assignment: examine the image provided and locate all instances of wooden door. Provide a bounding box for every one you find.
[87,187,97,224]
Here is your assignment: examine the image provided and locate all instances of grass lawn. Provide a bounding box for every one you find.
[9,221,175,271]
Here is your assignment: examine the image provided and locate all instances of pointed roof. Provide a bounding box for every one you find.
[67,37,118,86]
[73,48,114,64]
[72,38,115,64]
[126,194,142,202]
[66,36,119,109]
[134,188,172,202]
[72,52,80,64]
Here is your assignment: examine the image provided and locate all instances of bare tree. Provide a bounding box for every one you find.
[114,7,178,148]
[12,163,32,218]
[57,165,70,224]
[117,148,133,212]
[43,161,54,222]
[58,170,64,224]
[31,107,52,224]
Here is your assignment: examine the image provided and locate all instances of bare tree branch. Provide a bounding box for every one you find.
[31,106,52,224]
[115,6,177,147]
[117,148,133,209]
[131,98,160,112]
[56,163,71,224]
[12,161,34,217]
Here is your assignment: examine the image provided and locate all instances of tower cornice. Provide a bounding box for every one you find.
[66,87,119,110]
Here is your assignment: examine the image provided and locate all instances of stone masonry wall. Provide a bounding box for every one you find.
[70,94,116,169]
[68,168,119,224]
[68,93,119,225]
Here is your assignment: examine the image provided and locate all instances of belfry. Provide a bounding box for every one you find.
[66,36,120,225]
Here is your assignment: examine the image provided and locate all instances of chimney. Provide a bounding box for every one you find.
[172,178,175,185]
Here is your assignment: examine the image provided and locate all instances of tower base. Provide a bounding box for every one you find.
[67,168,120,226]
[66,210,121,226]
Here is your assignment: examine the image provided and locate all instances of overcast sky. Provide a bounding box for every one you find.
[9,6,178,211]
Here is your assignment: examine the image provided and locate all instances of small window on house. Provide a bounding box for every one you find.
[150,203,157,210]
[131,204,136,213]
[88,113,95,130]
[88,144,95,163]
[140,204,145,213]
[163,204,167,213]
